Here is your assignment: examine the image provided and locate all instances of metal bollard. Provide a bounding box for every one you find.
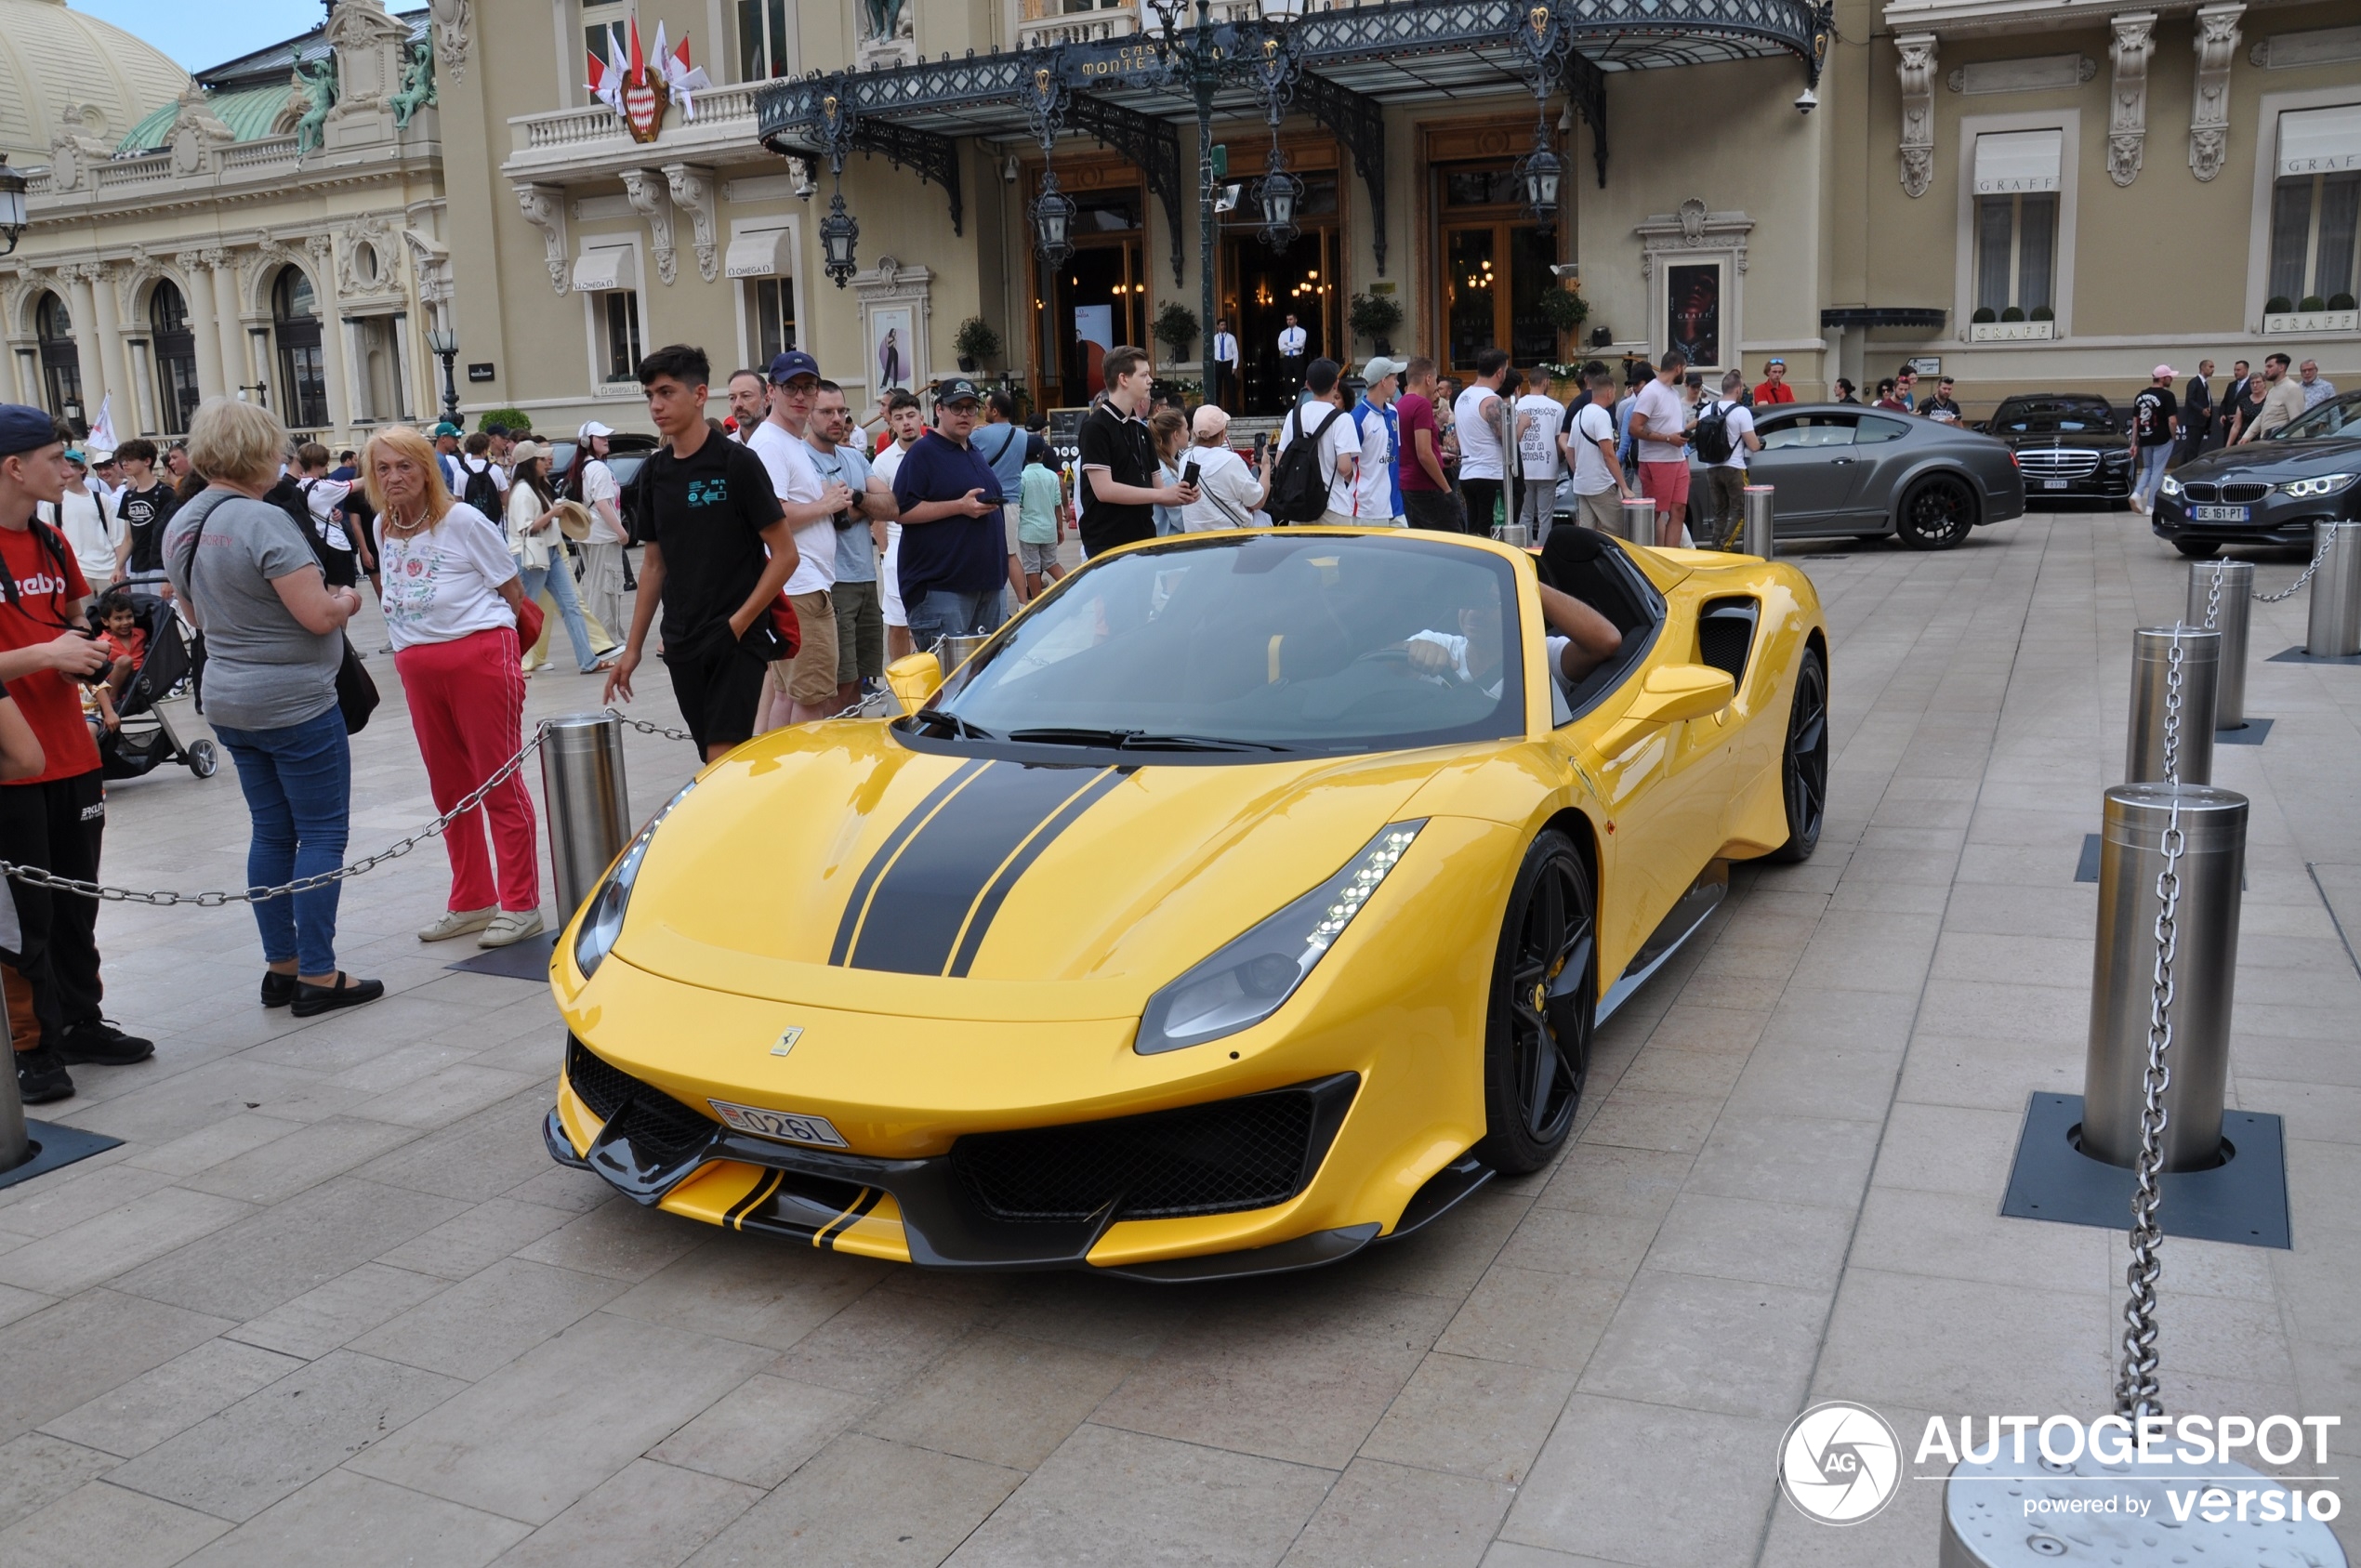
[936,634,991,681]
[1492,522,1532,548]
[2080,782,2246,1171]
[541,713,631,922]
[0,1039,27,1174]
[2183,560,2252,729]
[2306,519,2361,657]
[1741,484,1774,558]
[1617,495,1655,545]
[2124,626,2218,784]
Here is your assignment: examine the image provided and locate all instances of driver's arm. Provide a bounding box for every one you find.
[1537,583,1622,683]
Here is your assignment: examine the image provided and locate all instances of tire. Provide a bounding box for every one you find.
[1895,474,1977,549]
[189,739,219,779]
[1766,647,1828,863]
[2173,540,2222,560]
[1474,830,1597,1175]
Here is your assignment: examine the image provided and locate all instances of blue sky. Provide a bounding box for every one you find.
[75,0,326,72]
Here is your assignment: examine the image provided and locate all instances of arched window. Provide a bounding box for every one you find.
[33,293,84,428]
[150,280,201,436]
[273,268,329,431]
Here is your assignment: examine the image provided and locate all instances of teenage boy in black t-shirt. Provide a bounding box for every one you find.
[604,344,798,760]
[112,439,176,593]
[1075,346,1193,558]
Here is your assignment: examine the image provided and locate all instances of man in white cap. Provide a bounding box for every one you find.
[1352,358,1406,526]
[2128,365,2179,515]
[575,421,628,644]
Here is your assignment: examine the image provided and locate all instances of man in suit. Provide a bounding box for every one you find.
[2176,360,2214,467]
[1277,313,1308,401]
[1211,319,1239,411]
[2212,361,2249,451]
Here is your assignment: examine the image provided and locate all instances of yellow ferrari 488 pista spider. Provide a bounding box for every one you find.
[547,525,1827,1280]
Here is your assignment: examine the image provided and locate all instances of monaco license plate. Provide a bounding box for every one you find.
[707,1099,849,1149]
[2041,480,2069,490]
[2189,504,2249,522]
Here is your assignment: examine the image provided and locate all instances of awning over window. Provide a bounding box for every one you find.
[2278,103,2361,177]
[1973,130,2064,194]
[571,246,637,294]
[725,228,793,280]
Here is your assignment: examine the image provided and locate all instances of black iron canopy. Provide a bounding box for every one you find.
[758,0,1830,283]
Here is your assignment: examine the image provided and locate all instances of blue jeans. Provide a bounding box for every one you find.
[212,706,351,977]
[2133,443,2172,507]
[521,555,600,671]
[904,587,1002,651]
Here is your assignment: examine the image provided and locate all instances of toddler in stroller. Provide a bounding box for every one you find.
[91,588,216,779]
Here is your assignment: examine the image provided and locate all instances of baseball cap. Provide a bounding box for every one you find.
[2153,363,2177,379]
[63,448,86,465]
[0,404,59,457]
[577,420,614,441]
[508,439,552,468]
[87,447,115,464]
[431,420,463,439]
[1191,404,1231,441]
[767,349,821,384]
[935,376,983,405]
[1362,355,1406,382]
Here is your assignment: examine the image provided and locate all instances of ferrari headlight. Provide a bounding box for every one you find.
[2158,474,2182,498]
[2279,472,2357,498]
[572,782,696,981]
[1135,822,1425,1055]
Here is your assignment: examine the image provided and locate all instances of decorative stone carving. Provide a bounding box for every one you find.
[429,0,471,84]
[241,238,301,312]
[663,165,719,283]
[2108,13,2156,188]
[166,86,237,178]
[402,229,453,311]
[2189,4,2242,182]
[514,183,570,296]
[115,247,165,318]
[1946,54,2096,95]
[620,169,677,287]
[338,217,402,299]
[45,127,112,192]
[1634,201,1755,278]
[323,0,412,116]
[1897,33,1939,198]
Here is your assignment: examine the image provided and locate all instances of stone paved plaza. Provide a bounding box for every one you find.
[0,508,2354,1567]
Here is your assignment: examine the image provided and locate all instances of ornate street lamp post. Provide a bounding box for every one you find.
[424,325,461,422]
[818,191,860,288]
[1030,170,1075,272]
[1513,118,1563,235]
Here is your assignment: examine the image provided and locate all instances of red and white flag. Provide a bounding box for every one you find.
[651,22,711,120]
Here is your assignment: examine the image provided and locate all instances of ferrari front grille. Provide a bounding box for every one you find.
[950,1079,1352,1224]
[565,1036,719,1166]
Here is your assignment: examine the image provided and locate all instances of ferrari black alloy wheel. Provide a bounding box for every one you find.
[1896,474,1976,550]
[1768,646,1827,863]
[1477,830,1596,1174]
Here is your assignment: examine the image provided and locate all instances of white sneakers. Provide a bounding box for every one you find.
[418,906,496,942]
[478,910,547,949]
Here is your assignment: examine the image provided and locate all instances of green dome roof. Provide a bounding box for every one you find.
[115,84,293,154]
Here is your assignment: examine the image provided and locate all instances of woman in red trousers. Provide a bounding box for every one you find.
[363,426,543,949]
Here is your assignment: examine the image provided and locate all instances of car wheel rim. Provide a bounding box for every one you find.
[1911,481,1971,542]
[1786,659,1827,843]
[1510,855,1592,1143]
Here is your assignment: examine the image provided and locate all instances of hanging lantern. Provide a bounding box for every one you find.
[819,188,860,287]
[0,155,27,257]
[1255,147,1301,251]
[1514,123,1562,235]
[1032,168,1076,270]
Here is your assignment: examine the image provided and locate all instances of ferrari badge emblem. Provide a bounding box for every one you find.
[771,1026,805,1058]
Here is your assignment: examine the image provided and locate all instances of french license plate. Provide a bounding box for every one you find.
[2041,480,2069,490]
[2189,505,2249,522]
[707,1099,849,1149]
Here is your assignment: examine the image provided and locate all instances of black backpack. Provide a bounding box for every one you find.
[1691,400,1736,465]
[459,462,502,517]
[1268,403,1348,524]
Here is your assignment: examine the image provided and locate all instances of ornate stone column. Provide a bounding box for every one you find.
[2189,4,2243,181]
[2108,13,2157,187]
[308,235,354,436]
[72,265,122,431]
[174,252,227,400]
[1897,34,1939,198]
[209,250,248,397]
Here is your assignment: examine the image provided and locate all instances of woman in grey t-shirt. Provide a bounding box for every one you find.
[164,400,382,1020]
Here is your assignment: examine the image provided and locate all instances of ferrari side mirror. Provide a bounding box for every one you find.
[1626,664,1736,726]
[885,652,944,714]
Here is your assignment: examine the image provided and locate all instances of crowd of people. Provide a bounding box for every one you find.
[2123,353,2334,513]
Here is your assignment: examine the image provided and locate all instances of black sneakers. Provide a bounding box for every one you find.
[290,973,386,1019]
[57,1019,154,1066]
[15,1045,73,1104]
[260,970,298,1008]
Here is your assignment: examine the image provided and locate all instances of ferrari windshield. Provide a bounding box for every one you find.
[923,533,1527,755]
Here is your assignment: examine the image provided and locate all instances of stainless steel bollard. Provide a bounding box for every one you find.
[2080,783,2246,1171]
[541,713,631,922]
[1741,484,1774,557]
[1492,522,1532,548]
[2124,626,2218,784]
[1617,496,1655,545]
[2306,520,2361,657]
[936,634,991,680]
[2185,560,2253,729]
[0,1040,27,1174]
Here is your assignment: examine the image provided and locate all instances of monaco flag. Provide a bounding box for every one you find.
[651,22,711,121]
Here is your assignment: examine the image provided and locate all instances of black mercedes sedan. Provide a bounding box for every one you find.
[2154,389,2361,558]
[1977,393,2134,504]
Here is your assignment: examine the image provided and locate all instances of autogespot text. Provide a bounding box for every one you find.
[1919,1413,2343,1522]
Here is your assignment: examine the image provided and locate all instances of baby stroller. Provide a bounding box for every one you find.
[98,592,218,781]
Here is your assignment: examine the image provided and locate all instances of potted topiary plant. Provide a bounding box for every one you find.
[953,317,1002,374]
[2264,296,2295,315]
[1152,301,1199,367]
[1972,306,1998,324]
[1348,291,1404,355]
[2300,295,2328,313]
[2029,305,2054,322]
[2331,292,2359,311]
[1999,305,2025,323]
[1536,285,1589,340]
[475,407,531,433]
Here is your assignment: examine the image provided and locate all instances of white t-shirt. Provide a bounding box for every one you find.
[1699,401,1757,470]
[297,476,355,557]
[1514,395,1564,480]
[1180,445,1265,532]
[1567,402,1620,495]
[1405,629,1572,701]
[871,441,912,489]
[579,457,624,545]
[1353,403,1395,519]
[1632,380,1690,464]
[50,485,123,583]
[376,503,520,652]
[747,418,835,593]
[1453,385,1506,480]
[504,481,555,572]
[1277,402,1359,517]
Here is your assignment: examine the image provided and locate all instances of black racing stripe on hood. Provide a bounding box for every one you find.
[947,767,1129,978]
[828,758,991,967]
[845,762,1113,976]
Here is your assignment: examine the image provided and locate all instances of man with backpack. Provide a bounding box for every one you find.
[455,432,506,518]
[1692,369,1761,549]
[1271,359,1359,526]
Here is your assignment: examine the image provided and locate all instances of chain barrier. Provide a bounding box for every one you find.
[0,693,892,907]
[2201,560,2225,632]
[2251,527,2334,604]
[2114,628,2184,1422]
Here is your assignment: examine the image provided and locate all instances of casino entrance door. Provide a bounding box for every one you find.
[1218,140,1344,416]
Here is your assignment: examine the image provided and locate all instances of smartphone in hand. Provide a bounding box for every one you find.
[1181,457,1202,488]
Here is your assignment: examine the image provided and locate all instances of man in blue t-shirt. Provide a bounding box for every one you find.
[888,377,1007,650]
